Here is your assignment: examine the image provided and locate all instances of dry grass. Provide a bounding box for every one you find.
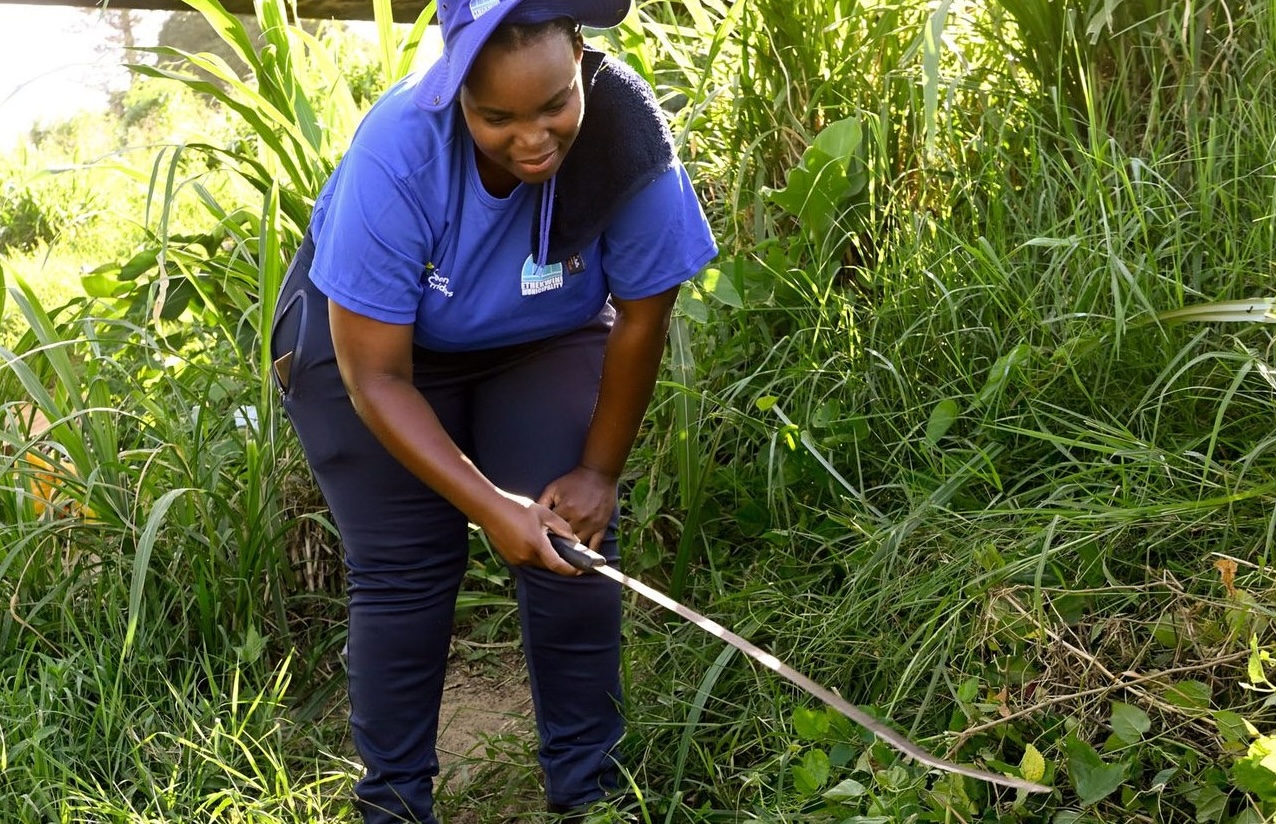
[953,579,1263,760]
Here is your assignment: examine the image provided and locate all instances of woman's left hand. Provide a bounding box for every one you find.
[537,286,678,553]
[537,465,618,551]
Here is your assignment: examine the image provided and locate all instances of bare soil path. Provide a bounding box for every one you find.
[433,649,540,822]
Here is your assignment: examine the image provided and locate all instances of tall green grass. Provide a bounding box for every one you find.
[0,0,434,818]
[616,0,1276,821]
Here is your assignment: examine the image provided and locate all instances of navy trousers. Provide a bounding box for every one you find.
[271,235,624,822]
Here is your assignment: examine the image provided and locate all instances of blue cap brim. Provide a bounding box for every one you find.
[506,0,630,28]
[415,0,523,112]
[414,0,631,112]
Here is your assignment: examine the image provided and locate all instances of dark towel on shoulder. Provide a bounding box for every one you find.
[530,47,676,265]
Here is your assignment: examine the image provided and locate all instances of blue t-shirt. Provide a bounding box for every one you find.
[308,74,718,352]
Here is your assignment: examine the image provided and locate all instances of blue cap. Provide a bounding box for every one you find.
[415,0,631,112]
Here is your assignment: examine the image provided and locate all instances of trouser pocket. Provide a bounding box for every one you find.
[270,292,306,398]
[269,234,315,399]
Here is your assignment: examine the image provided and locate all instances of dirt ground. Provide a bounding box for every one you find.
[433,650,539,822]
[436,651,532,772]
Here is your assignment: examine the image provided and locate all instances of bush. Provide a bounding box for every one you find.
[0,181,64,254]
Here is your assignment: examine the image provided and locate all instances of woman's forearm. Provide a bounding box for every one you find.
[327,301,506,526]
[579,288,679,480]
[346,374,509,525]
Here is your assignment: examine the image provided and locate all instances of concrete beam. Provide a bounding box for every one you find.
[12,0,431,24]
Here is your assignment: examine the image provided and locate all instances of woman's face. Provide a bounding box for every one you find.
[460,29,585,196]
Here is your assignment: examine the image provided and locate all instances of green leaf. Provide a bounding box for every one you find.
[1164,680,1212,711]
[675,284,709,323]
[80,272,131,299]
[1156,298,1276,325]
[755,396,778,412]
[394,1,436,79]
[1084,0,1119,41]
[1020,743,1046,783]
[1214,710,1257,746]
[931,771,976,815]
[1064,735,1127,806]
[1247,638,1270,686]
[925,398,961,445]
[1150,767,1176,789]
[828,415,870,444]
[181,0,261,74]
[1110,702,1152,744]
[811,399,841,427]
[810,115,863,161]
[372,0,397,84]
[157,277,197,321]
[87,261,122,278]
[975,343,1031,407]
[1232,736,1276,801]
[735,500,768,537]
[125,488,195,656]
[791,748,830,794]
[823,777,867,802]
[829,743,856,767]
[762,116,866,241]
[1151,612,1180,647]
[764,149,839,237]
[118,248,160,281]
[235,625,266,664]
[700,267,743,309]
[920,0,950,154]
[1187,783,1228,823]
[793,706,830,739]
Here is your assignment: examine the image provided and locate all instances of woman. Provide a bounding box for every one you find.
[269,0,717,820]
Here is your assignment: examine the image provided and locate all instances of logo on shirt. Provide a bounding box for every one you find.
[566,253,586,275]
[521,257,564,296]
[426,263,453,298]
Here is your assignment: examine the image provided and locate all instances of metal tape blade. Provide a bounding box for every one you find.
[595,564,1051,794]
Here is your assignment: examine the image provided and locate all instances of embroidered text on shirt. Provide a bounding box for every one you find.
[426,263,454,298]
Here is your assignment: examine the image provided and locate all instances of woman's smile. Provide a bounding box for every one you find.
[516,149,558,175]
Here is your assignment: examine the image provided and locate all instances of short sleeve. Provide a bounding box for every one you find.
[600,163,718,300]
[308,145,435,325]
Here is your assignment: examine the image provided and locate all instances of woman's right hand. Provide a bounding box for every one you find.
[480,491,581,577]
